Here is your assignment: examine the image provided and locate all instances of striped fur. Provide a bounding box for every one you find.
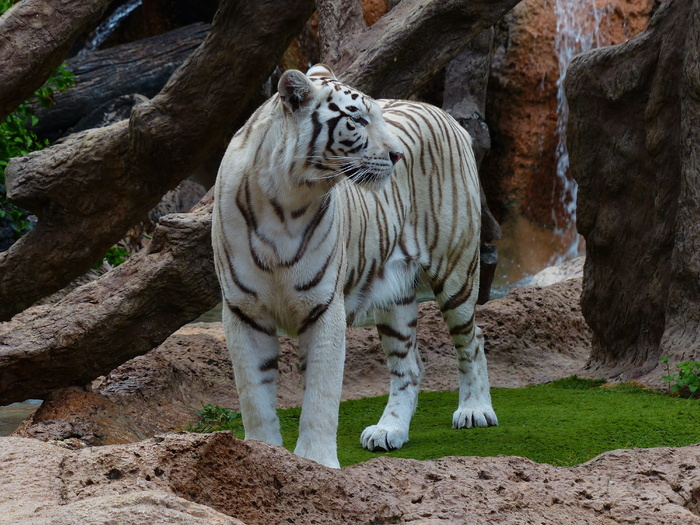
[212,64,497,469]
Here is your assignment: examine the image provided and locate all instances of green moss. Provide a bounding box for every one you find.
[189,377,700,468]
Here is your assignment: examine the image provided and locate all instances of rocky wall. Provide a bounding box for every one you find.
[566,0,700,376]
[482,0,655,227]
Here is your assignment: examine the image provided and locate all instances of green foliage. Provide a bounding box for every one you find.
[187,404,241,434]
[94,246,130,269]
[0,13,76,241]
[660,356,700,398]
[188,377,700,468]
[0,0,16,13]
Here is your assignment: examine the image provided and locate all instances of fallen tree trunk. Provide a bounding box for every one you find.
[33,22,211,141]
[0,0,112,120]
[0,0,315,321]
[0,198,218,404]
[0,0,523,403]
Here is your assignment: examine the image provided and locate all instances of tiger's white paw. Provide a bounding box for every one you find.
[452,406,499,429]
[360,424,408,451]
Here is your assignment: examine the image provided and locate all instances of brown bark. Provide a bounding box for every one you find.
[0,0,523,402]
[316,0,366,64]
[0,198,218,405]
[0,0,316,321]
[33,22,211,140]
[0,0,112,120]
[334,0,523,99]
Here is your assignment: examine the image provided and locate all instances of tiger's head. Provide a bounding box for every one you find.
[278,64,403,190]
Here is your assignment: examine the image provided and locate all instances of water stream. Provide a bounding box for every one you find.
[80,0,143,55]
[549,0,605,265]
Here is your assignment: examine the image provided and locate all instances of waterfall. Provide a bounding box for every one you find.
[81,0,143,55]
[551,0,605,264]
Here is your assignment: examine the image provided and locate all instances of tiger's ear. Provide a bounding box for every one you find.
[306,63,337,80]
[278,69,314,112]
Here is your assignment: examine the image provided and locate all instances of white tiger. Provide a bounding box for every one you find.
[212,64,497,469]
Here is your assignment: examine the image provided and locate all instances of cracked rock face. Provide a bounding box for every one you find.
[2,432,699,524]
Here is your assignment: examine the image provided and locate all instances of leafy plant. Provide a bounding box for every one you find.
[0,0,76,241]
[94,246,130,269]
[187,404,241,434]
[0,0,16,13]
[660,356,700,398]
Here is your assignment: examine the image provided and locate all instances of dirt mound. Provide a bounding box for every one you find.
[2,432,699,524]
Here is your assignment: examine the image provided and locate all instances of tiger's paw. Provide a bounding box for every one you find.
[360,424,408,451]
[452,406,499,429]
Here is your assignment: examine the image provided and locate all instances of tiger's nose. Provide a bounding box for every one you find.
[389,151,403,165]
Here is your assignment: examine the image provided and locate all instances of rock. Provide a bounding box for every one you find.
[482,0,655,226]
[529,255,584,287]
[2,432,699,524]
[566,0,700,378]
[14,279,589,443]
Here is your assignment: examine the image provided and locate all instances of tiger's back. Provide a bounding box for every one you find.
[342,99,481,324]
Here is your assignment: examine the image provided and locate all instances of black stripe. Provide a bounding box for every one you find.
[291,204,310,219]
[259,357,279,372]
[394,295,416,306]
[376,323,411,342]
[295,243,337,292]
[298,294,335,335]
[226,301,275,336]
[449,317,474,336]
[269,196,285,222]
[220,240,258,297]
[281,199,332,267]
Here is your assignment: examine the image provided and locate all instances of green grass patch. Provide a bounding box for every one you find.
[188,377,700,468]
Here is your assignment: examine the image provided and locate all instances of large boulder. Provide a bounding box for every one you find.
[566,0,700,379]
[2,432,699,524]
[13,279,590,445]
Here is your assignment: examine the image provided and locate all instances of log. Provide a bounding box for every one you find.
[335,0,523,98]
[32,22,211,141]
[0,198,218,404]
[0,0,111,120]
[0,0,316,321]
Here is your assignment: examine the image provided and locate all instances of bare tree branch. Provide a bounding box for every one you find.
[0,0,315,321]
[336,0,522,99]
[0,197,218,404]
[316,0,366,64]
[0,0,112,120]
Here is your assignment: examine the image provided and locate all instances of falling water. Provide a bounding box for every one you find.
[550,0,605,264]
[81,0,143,55]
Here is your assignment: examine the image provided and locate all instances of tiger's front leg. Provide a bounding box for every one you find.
[295,298,346,468]
[222,302,283,446]
[361,297,423,451]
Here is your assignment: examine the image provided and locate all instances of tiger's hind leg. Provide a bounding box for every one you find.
[360,296,423,451]
[429,252,498,429]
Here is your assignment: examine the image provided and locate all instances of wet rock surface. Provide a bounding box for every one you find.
[482,0,654,226]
